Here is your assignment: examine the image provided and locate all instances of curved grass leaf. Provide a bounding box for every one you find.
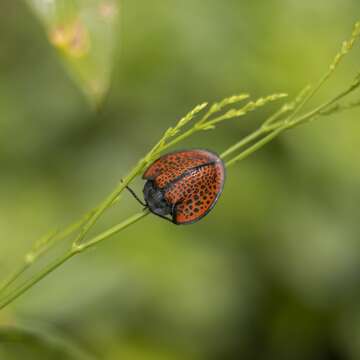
[26,0,120,107]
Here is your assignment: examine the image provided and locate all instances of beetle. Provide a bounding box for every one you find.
[126,149,226,224]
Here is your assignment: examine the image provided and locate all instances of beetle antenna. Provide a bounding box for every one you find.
[125,185,147,207]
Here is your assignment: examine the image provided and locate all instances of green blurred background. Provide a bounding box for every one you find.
[1,0,360,359]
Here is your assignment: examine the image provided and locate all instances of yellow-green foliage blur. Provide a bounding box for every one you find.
[1,1,360,359]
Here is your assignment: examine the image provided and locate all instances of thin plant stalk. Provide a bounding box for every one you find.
[0,21,359,312]
[0,211,149,311]
[0,195,126,298]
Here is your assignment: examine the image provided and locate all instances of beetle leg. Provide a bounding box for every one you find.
[125,185,147,207]
[150,211,174,224]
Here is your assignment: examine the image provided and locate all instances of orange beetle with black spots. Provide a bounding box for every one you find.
[127,150,225,224]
